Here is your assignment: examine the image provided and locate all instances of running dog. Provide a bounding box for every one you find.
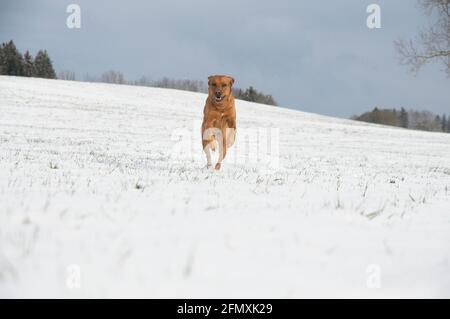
[201,75,236,170]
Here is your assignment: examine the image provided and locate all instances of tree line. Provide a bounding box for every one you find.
[233,87,277,106]
[85,70,278,106]
[353,107,450,133]
[0,40,56,79]
[1,39,277,106]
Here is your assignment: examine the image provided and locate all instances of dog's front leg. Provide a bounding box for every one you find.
[202,126,220,168]
[204,144,212,167]
[225,118,237,147]
[215,128,227,170]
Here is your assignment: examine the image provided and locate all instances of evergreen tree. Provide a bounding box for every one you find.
[0,45,4,74]
[22,50,34,77]
[247,86,257,101]
[431,115,442,132]
[447,115,450,133]
[0,40,24,76]
[400,107,409,128]
[434,115,441,131]
[33,50,56,79]
[442,114,447,133]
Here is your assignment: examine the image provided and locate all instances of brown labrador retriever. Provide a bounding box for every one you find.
[201,75,236,170]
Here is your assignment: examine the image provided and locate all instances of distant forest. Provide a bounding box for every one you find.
[85,72,277,106]
[0,40,277,106]
[352,107,450,134]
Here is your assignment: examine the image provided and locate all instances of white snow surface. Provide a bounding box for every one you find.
[0,76,449,298]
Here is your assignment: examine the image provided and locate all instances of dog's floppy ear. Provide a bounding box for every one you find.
[208,75,213,86]
[228,76,235,87]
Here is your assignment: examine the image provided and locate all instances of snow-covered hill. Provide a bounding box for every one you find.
[0,76,449,298]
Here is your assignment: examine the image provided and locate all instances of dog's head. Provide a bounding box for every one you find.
[208,75,234,104]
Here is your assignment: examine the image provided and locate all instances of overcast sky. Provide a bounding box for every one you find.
[1,0,449,117]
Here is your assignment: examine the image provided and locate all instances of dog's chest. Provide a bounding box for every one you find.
[213,112,228,127]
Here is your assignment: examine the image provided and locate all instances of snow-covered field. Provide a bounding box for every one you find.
[0,76,449,298]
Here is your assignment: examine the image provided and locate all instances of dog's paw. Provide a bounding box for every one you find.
[214,163,221,170]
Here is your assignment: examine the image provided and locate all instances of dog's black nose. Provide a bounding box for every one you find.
[215,92,221,98]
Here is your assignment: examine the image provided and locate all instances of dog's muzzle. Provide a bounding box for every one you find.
[214,92,224,102]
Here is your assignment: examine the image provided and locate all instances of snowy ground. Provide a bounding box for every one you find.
[0,75,449,298]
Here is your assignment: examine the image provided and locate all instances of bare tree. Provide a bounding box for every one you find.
[83,73,98,82]
[395,0,450,76]
[101,70,126,84]
[58,70,76,81]
[408,110,443,131]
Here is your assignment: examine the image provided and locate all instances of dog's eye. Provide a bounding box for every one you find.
[211,83,217,87]
[222,84,227,88]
